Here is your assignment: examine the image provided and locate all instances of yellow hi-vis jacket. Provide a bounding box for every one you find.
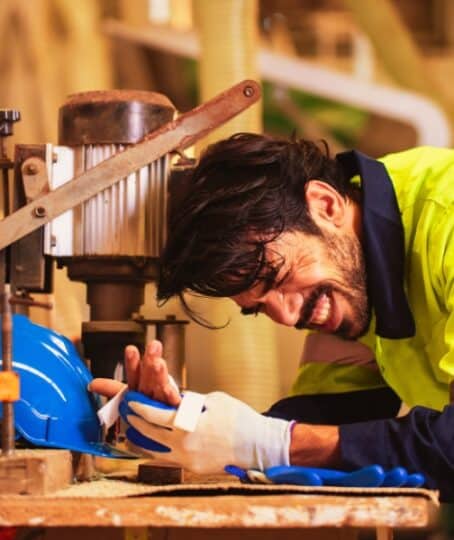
[291,146,454,411]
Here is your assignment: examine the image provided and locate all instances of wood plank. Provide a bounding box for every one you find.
[0,449,72,495]
[0,493,431,528]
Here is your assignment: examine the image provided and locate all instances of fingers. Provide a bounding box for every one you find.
[88,378,126,398]
[137,341,165,395]
[139,340,169,392]
[127,396,177,426]
[127,412,175,444]
[90,340,181,409]
[139,343,168,396]
[125,345,141,390]
[140,341,182,407]
[149,339,163,358]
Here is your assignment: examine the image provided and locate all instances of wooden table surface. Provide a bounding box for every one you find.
[0,477,438,529]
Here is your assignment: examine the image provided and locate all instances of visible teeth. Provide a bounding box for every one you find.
[310,294,331,325]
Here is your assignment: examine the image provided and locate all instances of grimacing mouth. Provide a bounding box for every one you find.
[295,285,333,330]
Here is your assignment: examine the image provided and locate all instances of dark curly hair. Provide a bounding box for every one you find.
[158,133,355,324]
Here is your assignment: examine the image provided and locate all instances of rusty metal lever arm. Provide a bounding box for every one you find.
[0,80,261,251]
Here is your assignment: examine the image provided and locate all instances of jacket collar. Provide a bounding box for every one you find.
[336,150,415,339]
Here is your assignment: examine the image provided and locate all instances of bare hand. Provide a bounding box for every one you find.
[88,340,182,406]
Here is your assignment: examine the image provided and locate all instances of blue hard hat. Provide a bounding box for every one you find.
[0,314,133,458]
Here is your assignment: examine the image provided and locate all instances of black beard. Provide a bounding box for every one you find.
[295,232,371,339]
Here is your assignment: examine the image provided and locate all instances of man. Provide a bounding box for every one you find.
[91,133,454,500]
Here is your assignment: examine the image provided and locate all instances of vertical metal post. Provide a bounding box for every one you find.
[1,283,13,455]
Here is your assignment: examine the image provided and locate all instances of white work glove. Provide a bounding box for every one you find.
[119,390,293,474]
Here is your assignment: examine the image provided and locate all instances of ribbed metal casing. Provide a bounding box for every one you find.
[71,144,169,257]
[55,90,175,257]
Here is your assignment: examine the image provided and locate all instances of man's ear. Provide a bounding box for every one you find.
[305,180,347,229]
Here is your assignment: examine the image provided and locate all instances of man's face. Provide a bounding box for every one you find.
[232,228,371,340]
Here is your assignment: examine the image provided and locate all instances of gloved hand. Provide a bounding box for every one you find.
[120,390,293,474]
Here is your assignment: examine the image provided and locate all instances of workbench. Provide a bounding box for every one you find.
[0,473,438,540]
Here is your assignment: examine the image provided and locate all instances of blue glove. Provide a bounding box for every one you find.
[225,464,425,488]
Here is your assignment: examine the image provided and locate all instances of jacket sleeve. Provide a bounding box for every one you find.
[340,404,454,501]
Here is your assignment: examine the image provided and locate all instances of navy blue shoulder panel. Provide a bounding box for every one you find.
[336,150,415,339]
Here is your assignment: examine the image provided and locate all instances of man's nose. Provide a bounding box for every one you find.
[264,291,303,326]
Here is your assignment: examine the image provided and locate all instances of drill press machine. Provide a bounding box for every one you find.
[0,81,261,490]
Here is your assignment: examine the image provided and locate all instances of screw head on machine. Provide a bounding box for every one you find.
[33,206,47,218]
[243,86,254,98]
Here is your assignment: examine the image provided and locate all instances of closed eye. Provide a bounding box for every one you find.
[240,305,261,317]
[274,270,290,288]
